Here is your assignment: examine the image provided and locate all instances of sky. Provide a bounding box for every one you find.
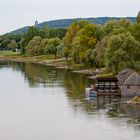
[0,0,140,35]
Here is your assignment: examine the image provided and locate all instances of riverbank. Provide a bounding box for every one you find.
[0,54,108,78]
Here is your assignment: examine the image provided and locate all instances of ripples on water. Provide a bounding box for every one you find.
[0,62,140,140]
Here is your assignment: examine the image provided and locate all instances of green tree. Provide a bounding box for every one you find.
[25,26,40,43]
[26,36,43,56]
[85,49,97,67]
[57,39,70,61]
[103,20,118,35]
[41,38,48,48]
[130,23,140,42]
[71,45,80,64]
[136,11,140,23]
[8,40,18,52]
[0,38,10,50]
[44,38,61,58]
[94,36,108,67]
[63,47,70,61]
[103,19,131,36]
[106,32,140,74]
[19,38,27,54]
[41,27,67,39]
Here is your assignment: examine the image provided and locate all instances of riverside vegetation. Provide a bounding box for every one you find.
[1,11,140,75]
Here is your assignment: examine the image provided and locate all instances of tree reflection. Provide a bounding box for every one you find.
[1,61,140,121]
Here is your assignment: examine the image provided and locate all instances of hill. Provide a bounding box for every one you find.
[9,17,136,35]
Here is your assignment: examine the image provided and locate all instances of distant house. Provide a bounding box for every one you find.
[117,69,140,96]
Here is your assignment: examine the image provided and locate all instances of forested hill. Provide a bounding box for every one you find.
[9,17,136,35]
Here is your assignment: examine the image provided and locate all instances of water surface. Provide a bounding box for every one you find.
[0,62,140,140]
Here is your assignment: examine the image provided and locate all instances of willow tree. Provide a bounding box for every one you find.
[44,37,61,58]
[26,36,43,56]
[8,40,18,52]
[106,32,140,74]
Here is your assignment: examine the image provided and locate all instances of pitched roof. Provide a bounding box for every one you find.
[117,69,135,85]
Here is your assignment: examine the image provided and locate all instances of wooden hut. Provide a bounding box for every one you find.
[117,69,140,96]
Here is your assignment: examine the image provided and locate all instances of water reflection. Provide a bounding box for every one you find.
[0,61,140,140]
[1,62,140,118]
[119,104,140,120]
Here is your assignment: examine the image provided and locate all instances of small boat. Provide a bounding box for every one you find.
[85,87,97,97]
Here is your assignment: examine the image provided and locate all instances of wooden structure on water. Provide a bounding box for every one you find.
[87,69,140,97]
[117,69,140,96]
[95,77,121,97]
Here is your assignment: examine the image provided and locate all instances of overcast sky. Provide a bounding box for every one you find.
[0,0,140,34]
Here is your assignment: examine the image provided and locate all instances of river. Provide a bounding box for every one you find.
[0,61,140,140]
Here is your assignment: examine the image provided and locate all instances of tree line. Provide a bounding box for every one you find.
[1,11,140,74]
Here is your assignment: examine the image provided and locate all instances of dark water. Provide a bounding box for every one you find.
[0,62,140,140]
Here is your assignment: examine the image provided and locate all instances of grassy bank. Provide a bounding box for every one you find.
[0,51,111,77]
[0,50,20,57]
